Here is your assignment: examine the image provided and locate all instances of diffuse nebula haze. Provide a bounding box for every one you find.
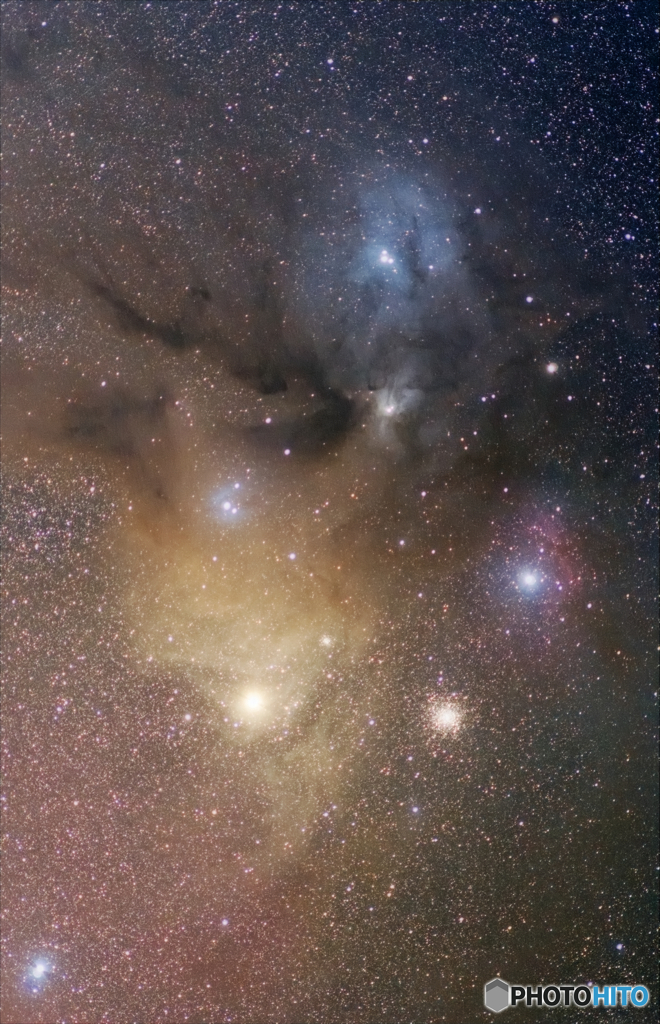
[2,3,656,1023]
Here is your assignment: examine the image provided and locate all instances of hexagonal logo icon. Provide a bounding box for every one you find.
[484,977,510,1013]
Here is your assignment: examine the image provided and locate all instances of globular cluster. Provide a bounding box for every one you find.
[1,3,657,1023]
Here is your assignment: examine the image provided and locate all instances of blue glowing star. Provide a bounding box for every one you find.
[518,571,541,592]
[25,958,52,994]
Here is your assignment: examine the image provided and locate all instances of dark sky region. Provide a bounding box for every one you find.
[1,3,657,1022]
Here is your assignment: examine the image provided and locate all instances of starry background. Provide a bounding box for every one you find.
[1,2,657,1022]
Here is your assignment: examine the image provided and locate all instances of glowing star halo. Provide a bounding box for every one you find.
[243,692,264,712]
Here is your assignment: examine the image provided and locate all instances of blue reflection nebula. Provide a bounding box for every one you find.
[210,481,249,526]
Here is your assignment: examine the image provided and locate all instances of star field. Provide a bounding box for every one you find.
[1,3,657,1023]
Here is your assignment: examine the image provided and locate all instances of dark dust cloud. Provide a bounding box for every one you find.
[1,3,657,1022]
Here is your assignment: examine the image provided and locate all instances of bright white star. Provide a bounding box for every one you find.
[29,959,50,982]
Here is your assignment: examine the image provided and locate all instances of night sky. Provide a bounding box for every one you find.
[1,3,657,1022]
